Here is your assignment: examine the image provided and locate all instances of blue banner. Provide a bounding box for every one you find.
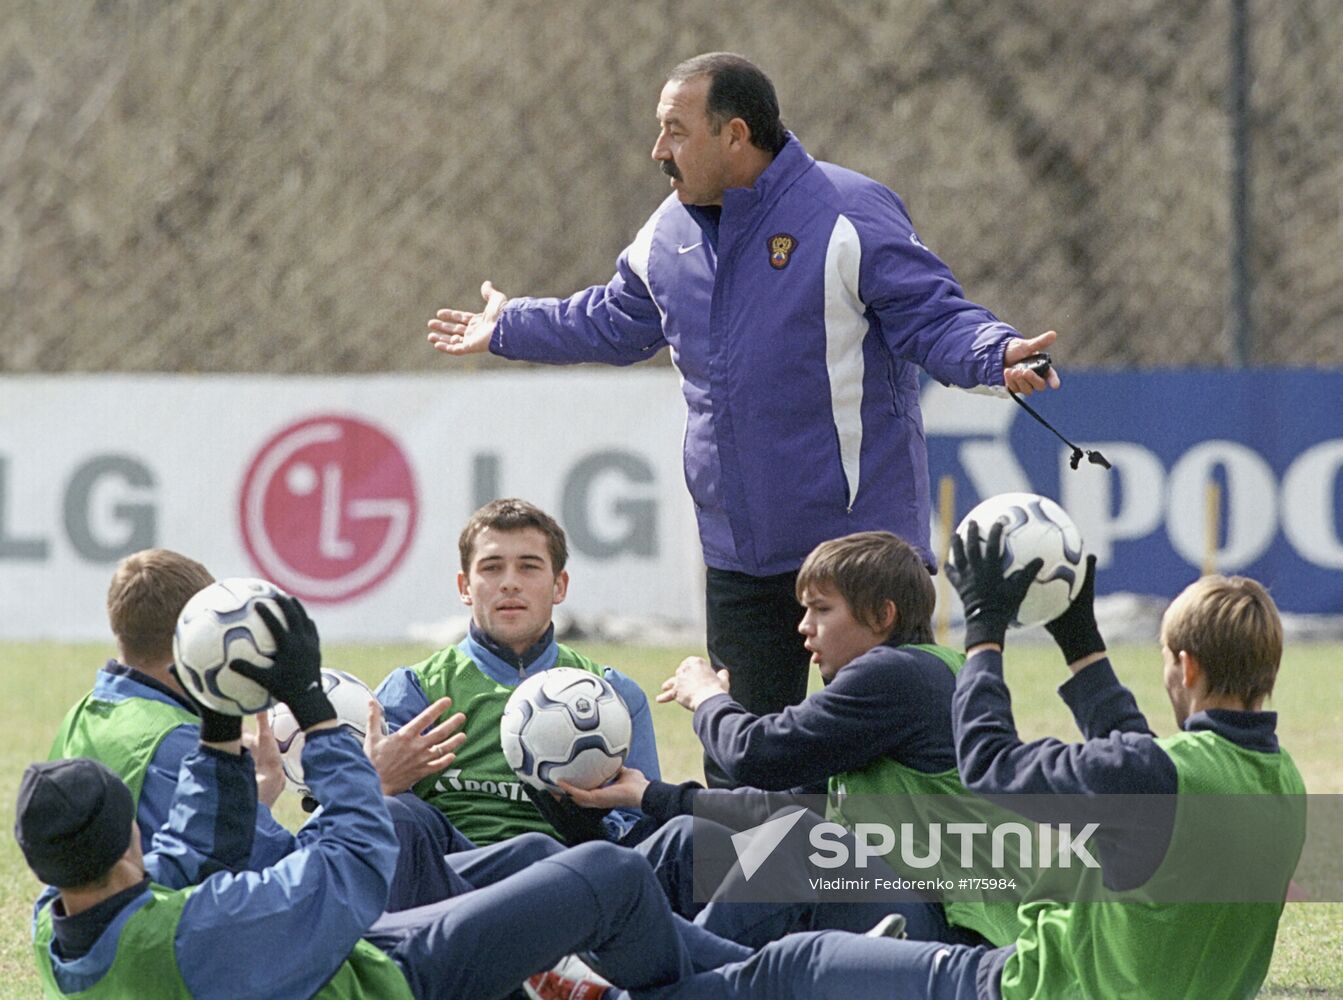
[921,370,1343,614]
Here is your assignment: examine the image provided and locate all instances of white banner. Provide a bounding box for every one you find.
[0,372,703,641]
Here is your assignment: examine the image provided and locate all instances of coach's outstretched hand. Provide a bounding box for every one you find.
[1044,555,1105,667]
[427,280,508,356]
[946,519,1041,651]
[235,596,337,731]
[170,665,244,746]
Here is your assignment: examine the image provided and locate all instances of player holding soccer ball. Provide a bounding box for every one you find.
[376,498,661,845]
[571,530,1024,948]
[20,594,753,1000]
[590,522,1302,999]
[45,548,513,912]
[47,551,295,865]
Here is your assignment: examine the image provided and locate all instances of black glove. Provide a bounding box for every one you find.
[523,784,610,846]
[946,519,1042,650]
[170,665,243,744]
[1044,555,1105,664]
[233,595,336,731]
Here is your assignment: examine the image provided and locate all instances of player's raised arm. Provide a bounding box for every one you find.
[427,280,508,355]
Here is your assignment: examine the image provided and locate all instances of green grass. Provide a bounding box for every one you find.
[4,640,1340,997]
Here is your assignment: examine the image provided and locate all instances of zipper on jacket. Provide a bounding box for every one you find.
[883,348,904,418]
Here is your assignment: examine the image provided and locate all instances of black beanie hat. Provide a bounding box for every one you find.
[15,758,136,888]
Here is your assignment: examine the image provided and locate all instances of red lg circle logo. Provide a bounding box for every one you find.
[239,415,418,603]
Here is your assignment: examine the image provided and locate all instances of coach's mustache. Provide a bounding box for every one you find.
[660,160,681,181]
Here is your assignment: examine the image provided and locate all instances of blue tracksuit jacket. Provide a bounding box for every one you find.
[37,731,398,999]
[640,642,959,821]
[72,665,296,867]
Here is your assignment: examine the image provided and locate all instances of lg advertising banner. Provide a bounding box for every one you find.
[1,369,1340,640]
[0,372,700,641]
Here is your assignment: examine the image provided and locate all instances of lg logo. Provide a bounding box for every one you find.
[239,415,418,604]
[0,454,157,562]
[0,413,664,609]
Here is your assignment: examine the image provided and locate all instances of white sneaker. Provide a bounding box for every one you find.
[524,954,613,1000]
[865,913,908,939]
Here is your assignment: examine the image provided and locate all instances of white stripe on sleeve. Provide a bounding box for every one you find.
[824,214,869,510]
[624,197,676,324]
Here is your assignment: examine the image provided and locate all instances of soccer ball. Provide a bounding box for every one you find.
[270,669,384,798]
[955,492,1087,628]
[500,667,632,792]
[173,577,287,715]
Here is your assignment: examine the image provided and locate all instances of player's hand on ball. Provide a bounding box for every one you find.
[427,280,508,356]
[365,697,468,796]
[522,784,609,846]
[657,656,731,712]
[1044,555,1106,669]
[559,767,650,812]
[947,519,1042,651]
[237,597,336,731]
[170,664,244,746]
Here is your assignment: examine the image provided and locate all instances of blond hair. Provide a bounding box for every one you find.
[1162,575,1282,704]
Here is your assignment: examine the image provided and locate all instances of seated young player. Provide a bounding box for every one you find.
[20,596,747,1000]
[611,523,1305,999]
[48,549,292,866]
[376,498,660,845]
[569,531,1017,947]
[46,548,487,910]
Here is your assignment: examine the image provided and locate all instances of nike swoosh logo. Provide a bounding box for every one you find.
[677,242,702,254]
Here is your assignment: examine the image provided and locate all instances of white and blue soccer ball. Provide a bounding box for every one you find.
[955,492,1087,629]
[173,577,288,715]
[500,667,632,792]
[270,668,384,798]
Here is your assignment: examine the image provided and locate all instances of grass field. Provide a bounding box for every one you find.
[4,639,1340,997]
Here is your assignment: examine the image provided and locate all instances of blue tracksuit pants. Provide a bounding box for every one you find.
[365,840,751,1000]
[620,932,1009,1000]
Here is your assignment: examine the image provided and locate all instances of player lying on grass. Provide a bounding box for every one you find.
[20,595,750,1000]
[376,498,661,846]
[564,531,1022,948]
[46,547,528,911]
[587,522,1305,999]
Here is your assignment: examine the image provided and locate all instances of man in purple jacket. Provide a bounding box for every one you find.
[427,52,1061,785]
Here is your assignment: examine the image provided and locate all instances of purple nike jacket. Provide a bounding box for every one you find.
[492,133,1020,576]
